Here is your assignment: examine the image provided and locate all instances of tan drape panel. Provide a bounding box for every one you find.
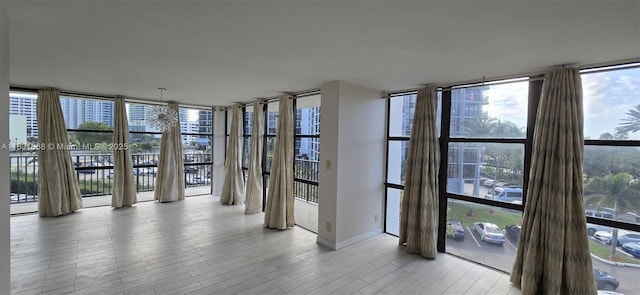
[221,105,245,205]
[112,97,137,208]
[264,96,294,229]
[37,89,83,216]
[154,103,185,203]
[510,68,596,294]
[398,87,440,258]
[245,100,264,214]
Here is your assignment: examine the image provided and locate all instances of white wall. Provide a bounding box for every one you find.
[212,107,226,196]
[317,81,385,250]
[317,82,340,247]
[0,2,10,293]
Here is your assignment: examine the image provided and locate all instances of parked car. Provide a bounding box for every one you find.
[587,223,611,236]
[621,241,640,258]
[594,230,612,243]
[483,179,496,187]
[505,224,521,243]
[484,186,504,199]
[446,219,465,240]
[494,187,523,203]
[586,209,614,219]
[187,176,210,185]
[593,267,619,291]
[473,222,505,245]
[184,166,198,173]
[615,231,640,246]
[77,168,95,174]
[595,230,640,246]
[133,168,147,176]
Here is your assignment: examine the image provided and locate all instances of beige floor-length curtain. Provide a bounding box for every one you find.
[154,102,185,203]
[510,68,596,294]
[221,105,245,205]
[37,89,83,216]
[264,96,294,229]
[398,87,440,258]
[245,100,264,213]
[112,97,137,208]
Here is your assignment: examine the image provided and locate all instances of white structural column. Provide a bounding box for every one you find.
[212,107,226,196]
[317,81,385,250]
[0,2,10,292]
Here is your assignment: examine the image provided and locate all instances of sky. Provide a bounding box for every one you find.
[482,66,640,140]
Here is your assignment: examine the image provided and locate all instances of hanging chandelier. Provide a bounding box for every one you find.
[148,88,178,132]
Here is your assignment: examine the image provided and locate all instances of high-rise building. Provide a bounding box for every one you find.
[8,93,38,139]
[295,106,320,161]
[447,87,488,196]
[128,104,151,132]
[198,110,212,135]
[59,96,114,129]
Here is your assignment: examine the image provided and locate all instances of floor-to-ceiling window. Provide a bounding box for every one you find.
[241,105,253,183]
[385,62,640,293]
[8,91,39,206]
[62,94,115,197]
[228,94,321,231]
[442,79,531,273]
[126,103,213,197]
[293,94,321,232]
[264,101,279,208]
[580,64,640,294]
[385,92,416,236]
[10,95,214,212]
[179,106,213,195]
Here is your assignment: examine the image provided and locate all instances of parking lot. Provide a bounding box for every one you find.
[446,220,639,295]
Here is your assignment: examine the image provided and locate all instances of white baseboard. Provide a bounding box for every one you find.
[316,236,337,250]
[316,228,383,251]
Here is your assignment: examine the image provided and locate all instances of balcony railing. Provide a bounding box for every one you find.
[294,158,319,204]
[257,156,319,204]
[9,153,212,204]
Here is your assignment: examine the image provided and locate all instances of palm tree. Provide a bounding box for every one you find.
[616,104,640,134]
[464,117,497,136]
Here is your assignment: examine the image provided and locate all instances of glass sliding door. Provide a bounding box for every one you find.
[293,94,321,232]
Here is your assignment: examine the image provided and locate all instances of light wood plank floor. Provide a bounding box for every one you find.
[10,195,522,295]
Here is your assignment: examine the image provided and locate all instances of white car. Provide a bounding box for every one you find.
[473,222,505,245]
[594,230,612,244]
[587,223,611,236]
[483,179,496,187]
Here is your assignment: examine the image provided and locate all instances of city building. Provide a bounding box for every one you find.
[59,96,114,129]
[8,92,37,139]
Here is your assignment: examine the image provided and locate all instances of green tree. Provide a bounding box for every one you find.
[73,121,113,147]
[583,145,640,179]
[464,117,525,138]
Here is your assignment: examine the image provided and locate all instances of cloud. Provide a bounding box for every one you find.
[475,69,640,140]
[582,69,640,140]
[582,73,609,118]
[617,75,639,92]
[483,81,528,128]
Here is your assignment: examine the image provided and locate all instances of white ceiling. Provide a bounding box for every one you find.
[5,0,640,106]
